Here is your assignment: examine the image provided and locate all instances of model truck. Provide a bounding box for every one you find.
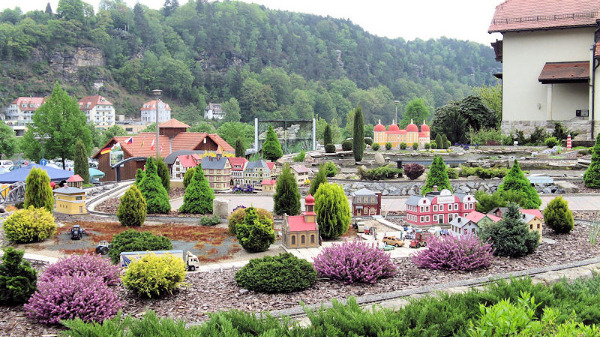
[119,250,201,271]
[409,231,433,249]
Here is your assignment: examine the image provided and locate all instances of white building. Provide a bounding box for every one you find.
[291,164,311,185]
[204,103,226,119]
[2,97,45,136]
[140,100,172,123]
[79,95,115,129]
[489,0,600,139]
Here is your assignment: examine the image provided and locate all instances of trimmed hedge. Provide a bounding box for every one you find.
[108,230,172,264]
[117,185,147,227]
[122,253,187,298]
[235,253,316,293]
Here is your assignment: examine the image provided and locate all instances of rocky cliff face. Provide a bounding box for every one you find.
[49,47,105,78]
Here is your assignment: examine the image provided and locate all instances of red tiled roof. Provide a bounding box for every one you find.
[466,211,486,223]
[78,95,112,111]
[489,0,600,33]
[67,174,83,182]
[141,100,171,111]
[11,97,45,111]
[521,209,544,219]
[177,155,198,168]
[287,215,317,232]
[266,162,276,171]
[228,157,248,171]
[291,165,310,174]
[487,214,502,222]
[159,119,189,128]
[169,132,234,153]
[538,62,590,84]
[261,179,277,185]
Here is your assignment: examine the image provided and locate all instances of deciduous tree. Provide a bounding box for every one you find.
[0,120,17,160]
[235,138,245,158]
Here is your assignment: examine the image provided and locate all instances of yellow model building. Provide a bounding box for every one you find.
[54,187,87,215]
[373,119,430,148]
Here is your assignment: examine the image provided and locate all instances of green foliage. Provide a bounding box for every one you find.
[400,142,407,150]
[475,191,507,213]
[74,139,90,184]
[314,183,350,239]
[117,185,147,227]
[135,168,145,186]
[422,155,451,195]
[228,207,273,235]
[441,134,449,149]
[138,157,171,214]
[235,253,316,293]
[235,138,245,158]
[0,247,37,305]
[545,136,559,148]
[479,203,539,258]
[432,96,498,144]
[424,143,431,150]
[446,166,458,179]
[324,144,336,153]
[180,164,214,214]
[323,161,338,177]
[498,160,541,209]
[371,143,380,151]
[0,120,17,159]
[156,157,171,192]
[23,167,54,212]
[183,167,195,188]
[342,140,353,151]
[262,125,283,162]
[357,165,402,180]
[474,83,502,127]
[235,207,276,252]
[412,142,419,150]
[584,137,600,188]
[399,98,430,128]
[198,214,221,226]
[108,230,173,264]
[435,134,443,149]
[364,137,373,145]
[467,127,508,146]
[323,124,332,146]
[3,206,56,243]
[273,164,301,216]
[122,253,187,298]
[467,293,540,337]
[309,164,328,196]
[293,150,306,162]
[353,106,365,162]
[543,197,574,234]
[217,122,255,150]
[101,125,127,145]
[385,142,392,150]
[459,165,508,179]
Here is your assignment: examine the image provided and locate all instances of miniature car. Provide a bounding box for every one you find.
[382,236,404,247]
[70,225,84,240]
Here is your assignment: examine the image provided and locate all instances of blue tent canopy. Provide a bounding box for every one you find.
[0,164,73,184]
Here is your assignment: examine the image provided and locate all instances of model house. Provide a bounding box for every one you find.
[171,154,201,179]
[352,188,382,216]
[140,100,172,123]
[291,164,311,185]
[405,188,477,226]
[66,174,84,188]
[261,179,277,193]
[79,95,115,129]
[204,103,226,119]
[54,187,87,215]
[489,0,600,139]
[243,160,273,187]
[1,97,46,136]
[228,157,248,186]
[282,194,320,249]
[488,207,543,241]
[449,211,501,237]
[373,119,430,148]
[201,149,232,191]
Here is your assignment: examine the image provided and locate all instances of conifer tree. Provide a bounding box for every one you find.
[137,157,171,214]
[0,247,37,305]
[309,164,328,196]
[435,134,443,149]
[117,184,147,227]
[156,157,171,192]
[179,164,214,214]
[543,196,574,234]
[263,125,283,161]
[73,139,89,184]
[441,134,449,149]
[235,138,245,158]
[497,160,541,209]
[584,136,600,188]
[314,183,350,239]
[24,167,54,212]
[421,155,452,195]
[135,168,145,186]
[324,124,332,146]
[235,207,275,252]
[183,167,195,188]
[479,203,539,257]
[352,106,364,162]
[273,164,301,216]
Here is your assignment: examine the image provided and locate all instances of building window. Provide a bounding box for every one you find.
[311,234,315,244]
[291,235,296,245]
[433,215,438,221]
[530,224,533,230]
[420,216,424,222]
[425,206,430,212]
[433,205,437,212]
[301,235,306,244]
[537,224,540,229]
[454,204,459,210]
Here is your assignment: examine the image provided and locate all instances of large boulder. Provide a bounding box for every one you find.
[213,198,230,218]
[374,153,386,166]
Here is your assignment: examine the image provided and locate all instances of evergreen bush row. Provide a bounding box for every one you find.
[459,165,508,179]
[357,165,402,180]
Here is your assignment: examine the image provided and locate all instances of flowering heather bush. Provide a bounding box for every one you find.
[411,234,493,271]
[40,253,121,286]
[24,274,122,324]
[313,240,398,284]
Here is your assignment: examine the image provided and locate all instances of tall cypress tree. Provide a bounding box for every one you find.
[138,157,171,214]
[314,183,350,239]
[263,125,283,161]
[179,164,214,214]
[498,159,541,209]
[421,155,452,195]
[24,168,54,212]
[435,134,443,149]
[273,164,301,216]
[156,157,171,192]
[73,139,89,184]
[324,124,332,145]
[352,106,364,162]
[309,164,328,196]
[235,138,245,157]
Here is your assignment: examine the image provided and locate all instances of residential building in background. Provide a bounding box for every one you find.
[171,154,201,179]
[1,97,45,136]
[204,103,226,119]
[140,100,172,123]
[79,95,115,129]
[291,164,311,185]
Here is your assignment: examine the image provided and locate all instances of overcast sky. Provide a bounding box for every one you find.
[3,0,505,45]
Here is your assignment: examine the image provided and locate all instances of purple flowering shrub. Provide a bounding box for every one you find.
[411,234,494,271]
[40,253,121,286]
[313,240,398,284]
[24,275,123,324]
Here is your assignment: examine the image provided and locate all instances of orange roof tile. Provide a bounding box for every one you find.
[489,0,600,33]
[141,100,171,111]
[159,119,189,128]
[78,95,112,111]
[11,97,46,111]
[538,62,590,83]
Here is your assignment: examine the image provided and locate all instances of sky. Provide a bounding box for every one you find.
[3,0,505,45]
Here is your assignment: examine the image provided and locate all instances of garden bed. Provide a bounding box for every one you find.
[2,220,600,336]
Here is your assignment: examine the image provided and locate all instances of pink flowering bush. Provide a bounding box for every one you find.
[313,240,398,284]
[411,234,494,271]
[40,253,121,286]
[24,274,122,324]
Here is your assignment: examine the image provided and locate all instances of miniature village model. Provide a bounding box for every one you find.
[373,119,430,148]
[282,195,320,249]
[405,188,477,226]
[352,188,382,216]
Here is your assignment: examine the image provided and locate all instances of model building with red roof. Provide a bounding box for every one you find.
[282,195,320,249]
[405,188,477,226]
[373,119,430,149]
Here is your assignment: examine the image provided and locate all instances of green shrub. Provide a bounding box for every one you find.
[262,125,283,161]
[23,167,54,212]
[108,230,172,264]
[498,160,541,209]
[467,128,506,146]
[293,150,306,162]
[309,164,328,196]
[324,144,336,153]
[235,253,316,293]
[273,164,301,216]
[422,155,451,194]
[236,207,276,252]
[430,140,437,149]
[3,206,56,243]
[122,253,186,298]
[479,203,539,257]
[135,168,145,185]
[180,164,214,214]
[459,165,509,179]
[0,247,37,305]
[183,167,195,188]
[357,165,402,180]
[364,137,373,145]
[117,185,147,227]
[399,142,407,150]
[156,158,171,192]
[228,207,273,235]
[199,214,221,226]
[447,166,458,179]
[323,161,338,177]
[412,142,419,150]
[371,143,380,151]
[545,136,559,148]
[424,143,431,150]
[543,196,574,234]
[475,191,506,213]
[138,157,171,214]
[584,137,600,188]
[342,140,353,151]
[385,142,392,150]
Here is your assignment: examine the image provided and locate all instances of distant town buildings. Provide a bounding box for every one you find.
[79,95,115,129]
[1,97,46,136]
[373,120,430,148]
[141,100,172,123]
[204,103,226,119]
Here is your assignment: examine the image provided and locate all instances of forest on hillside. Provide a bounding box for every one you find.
[0,0,500,127]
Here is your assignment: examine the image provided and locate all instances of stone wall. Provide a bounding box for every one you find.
[501,119,596,141]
